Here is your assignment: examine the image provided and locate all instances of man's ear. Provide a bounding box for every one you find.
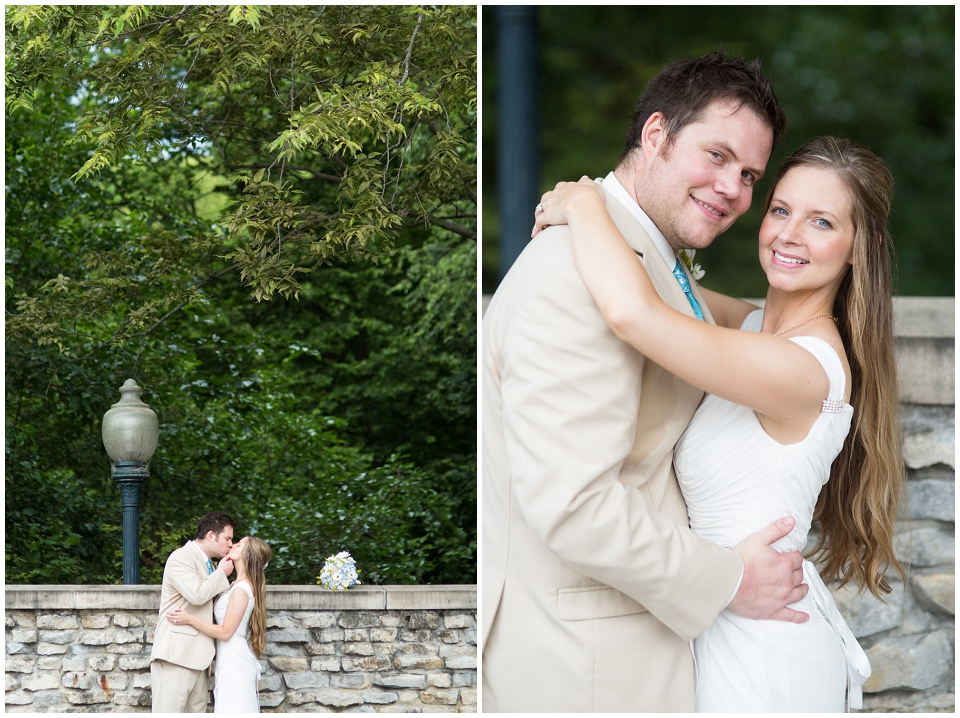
[204,530,216,543]
[641,111,668,156]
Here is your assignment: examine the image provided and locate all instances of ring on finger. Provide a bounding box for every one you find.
[535,203,544,215]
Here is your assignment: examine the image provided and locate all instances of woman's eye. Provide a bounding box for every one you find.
[815,218,833,229]
[772,206,788,217]
[708,151,723,161]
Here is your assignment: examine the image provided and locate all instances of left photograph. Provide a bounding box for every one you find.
[5,5,476,712]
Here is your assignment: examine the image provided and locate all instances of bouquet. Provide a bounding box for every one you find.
[317,551,361,590]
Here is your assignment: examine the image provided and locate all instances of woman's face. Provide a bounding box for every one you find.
[759,165,855,294]
[227,536,248,562]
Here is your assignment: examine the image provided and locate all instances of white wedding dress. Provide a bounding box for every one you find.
[674,310,870,712]
[212,580,260,713]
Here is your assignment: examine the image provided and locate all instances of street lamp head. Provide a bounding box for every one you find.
[102,379,159,464]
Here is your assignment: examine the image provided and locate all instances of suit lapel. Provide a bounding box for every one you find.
[187,541,208,578]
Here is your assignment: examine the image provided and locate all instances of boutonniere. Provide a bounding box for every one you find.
[679,249,705,281]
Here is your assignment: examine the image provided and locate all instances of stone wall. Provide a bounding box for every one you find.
[5,585,477,713]
[851,297,955,712]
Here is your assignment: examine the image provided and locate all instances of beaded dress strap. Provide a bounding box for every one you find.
[821,399,847,413]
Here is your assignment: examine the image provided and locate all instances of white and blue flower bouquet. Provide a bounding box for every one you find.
[317,551,362,590]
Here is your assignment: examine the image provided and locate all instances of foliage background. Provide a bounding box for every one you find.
[482,5,955,297]
[6,5,477,585]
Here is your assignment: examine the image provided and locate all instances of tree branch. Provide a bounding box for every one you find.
[133,262,241,342]
[233,162,341,182]
[425,217,475,240]
[399,13,424,86]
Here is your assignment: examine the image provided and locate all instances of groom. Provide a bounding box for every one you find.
[483,51,807,712]
[150,511,236,713]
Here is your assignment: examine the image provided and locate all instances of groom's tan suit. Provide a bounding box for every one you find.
[150,542,229,711]
[482,187,743,712]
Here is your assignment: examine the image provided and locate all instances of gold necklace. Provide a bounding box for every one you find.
[774,314,838,336]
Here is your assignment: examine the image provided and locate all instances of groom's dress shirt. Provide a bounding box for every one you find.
[602,172,744,606]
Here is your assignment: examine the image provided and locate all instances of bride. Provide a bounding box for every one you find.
[532,136,905,711]
[169,535,273,713]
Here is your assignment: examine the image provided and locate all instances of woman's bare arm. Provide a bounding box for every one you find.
[167,587,248,642]
[533,179,828,434]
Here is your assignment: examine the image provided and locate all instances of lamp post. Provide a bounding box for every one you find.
[497,5,538,280]
[102,379,159,584]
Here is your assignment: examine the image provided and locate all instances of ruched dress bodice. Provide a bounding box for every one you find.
[675,333,851,552]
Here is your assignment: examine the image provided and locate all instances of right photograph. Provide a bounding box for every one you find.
[480,6,954,713]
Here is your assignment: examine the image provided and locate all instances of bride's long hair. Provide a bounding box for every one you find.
[240,536,272,657]
[765,137,907,599]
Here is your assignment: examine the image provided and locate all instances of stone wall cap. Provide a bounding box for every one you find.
[6,584,477,611]
[385,585,478,610]
[6,585,160,611]
[267,585,386,610]
[892,297,954,338]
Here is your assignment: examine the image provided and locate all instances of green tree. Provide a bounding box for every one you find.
[6,5,477,585]
[9,4,475,333]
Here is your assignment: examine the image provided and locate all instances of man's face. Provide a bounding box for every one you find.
[207,525,234,559]
[633,99,774,252]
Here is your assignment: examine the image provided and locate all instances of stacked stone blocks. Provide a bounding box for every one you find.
[845,407,955,713]
[256,608,477,711]
[5,586,476,712]
[836,298,954,712]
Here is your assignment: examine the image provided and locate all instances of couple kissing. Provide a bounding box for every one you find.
[149,512,272,713]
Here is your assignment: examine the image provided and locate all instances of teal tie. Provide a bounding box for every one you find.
[206,559,214,574]
[673,259,704,321]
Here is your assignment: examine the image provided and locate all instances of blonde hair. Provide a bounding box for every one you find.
[764,136,906,598]
[241,536,272,657]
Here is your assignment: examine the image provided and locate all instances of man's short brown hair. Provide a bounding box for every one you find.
[195,511,236,541]
[619,49,786,166]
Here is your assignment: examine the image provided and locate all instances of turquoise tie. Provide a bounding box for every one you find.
[206,559,214,574]
[673,258,704,321]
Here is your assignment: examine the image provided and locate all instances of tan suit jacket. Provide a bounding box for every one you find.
[150,542,230,671]
[481,187,743,712]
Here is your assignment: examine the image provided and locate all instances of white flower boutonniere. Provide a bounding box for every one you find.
[679,249,705,281]
[317,551,362,590]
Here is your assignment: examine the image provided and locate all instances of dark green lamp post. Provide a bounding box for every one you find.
[102,379,159,584]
